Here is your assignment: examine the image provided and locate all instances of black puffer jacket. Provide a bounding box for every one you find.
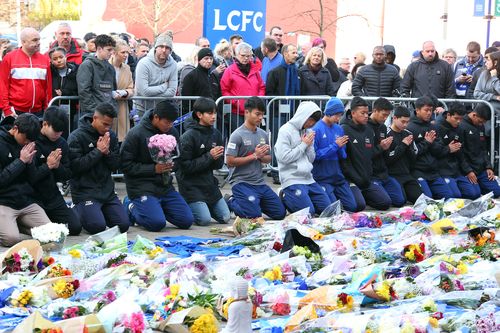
[406,116,449,179]
[352,63,401,97]
[120,110,180,199]
[401,52,455,98]
[176,122,224,204]
[68,114,120,203]
[298,65,335,96]
[0,127,37,209]
[340,115,375,189]
[33,134,72,203]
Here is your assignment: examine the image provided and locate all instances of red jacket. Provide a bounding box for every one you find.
[220,62,265,115]
[48,38,83,65]
[0,48,52,116]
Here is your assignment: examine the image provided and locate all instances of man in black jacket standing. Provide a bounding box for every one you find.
[340,97,392,210]
[120,101,194,232]
[406,96,454,199]
[352,46,401,97]
[177,98,230,226]
[34,106,81,235]
[0,114,51,246]
[402,41,455,99]
[68,103,129,234]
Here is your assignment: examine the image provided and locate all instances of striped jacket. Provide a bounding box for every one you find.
[0,48,52,116]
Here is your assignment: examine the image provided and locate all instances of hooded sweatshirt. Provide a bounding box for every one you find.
[68,114,120,203]
[383,45,400,73]
[134,49,178,114]
[275,101,320,189]
[340,113,375,189]
[76,56,117,114]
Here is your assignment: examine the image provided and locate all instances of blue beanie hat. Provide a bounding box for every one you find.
[324,97,344,116]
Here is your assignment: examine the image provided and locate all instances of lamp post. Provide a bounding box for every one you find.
[484,0,495,47]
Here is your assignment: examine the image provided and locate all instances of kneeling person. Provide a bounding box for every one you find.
[275,101,331,215]
[225,97,286,220]
[68,103,129,234]
[0,114,51,246]
[177,98,230,226]
[120,101,194,231]
[34,106,81,235]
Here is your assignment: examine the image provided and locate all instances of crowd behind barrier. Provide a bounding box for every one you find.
[46,94,498,176]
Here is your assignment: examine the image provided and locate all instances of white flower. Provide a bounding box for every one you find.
[18,248,33,271]
[31,223,69,243]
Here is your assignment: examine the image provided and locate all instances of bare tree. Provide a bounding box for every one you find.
[285,0,370,37]
[113,0,199,38]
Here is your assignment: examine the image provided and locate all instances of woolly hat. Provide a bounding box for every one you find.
[154,34,173,49]
[324,97,344,116]
[198,48,213,61]
[350,96,369,111]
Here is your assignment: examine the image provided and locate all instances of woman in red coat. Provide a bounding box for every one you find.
[220,42,265,133]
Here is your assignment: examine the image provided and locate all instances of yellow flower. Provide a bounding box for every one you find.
[457,262,468,274]
[263,266,282,281]
[429,317,439,328]
[68,249,81,258]
[169,284,180,298]
[312,233,324,241]
[375,282,391,301]
[400,322,415,333]
[52,279,74,298]
[147,246,164,259]
[352,239,358,249]
[190,313,218,333]
[222,297,234,319]
[12,290,33,307]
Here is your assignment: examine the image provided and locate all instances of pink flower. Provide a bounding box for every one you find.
[122,311,146,333]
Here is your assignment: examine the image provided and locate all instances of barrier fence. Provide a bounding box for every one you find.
[47,95,499,177]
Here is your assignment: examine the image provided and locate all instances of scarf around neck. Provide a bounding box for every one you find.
[281,58,300,95]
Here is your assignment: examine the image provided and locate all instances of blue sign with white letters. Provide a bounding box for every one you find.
[203,0,266,49]
[474,0,485,16]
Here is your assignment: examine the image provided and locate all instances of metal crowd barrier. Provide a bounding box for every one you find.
[48,95,499,180]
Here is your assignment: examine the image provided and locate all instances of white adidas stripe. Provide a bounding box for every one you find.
[10,67,47,80]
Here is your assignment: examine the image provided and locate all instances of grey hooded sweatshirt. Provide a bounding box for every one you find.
[134,48,178,115]
[275,101,321,189]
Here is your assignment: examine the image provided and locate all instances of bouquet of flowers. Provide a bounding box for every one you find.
[1,240,43,275]
[113,311,146,333]
[402,242,426,262]
[147,134,177,185]
[31,223,69,253]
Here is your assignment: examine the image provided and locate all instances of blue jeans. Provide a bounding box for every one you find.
[319,181,361,212]
[130,190,194,231]
[373,177,406,207]
[228,183,286,220]
[360,181,392,210]
[282,183,331,215]
[417,177,453,199]
[73,196,129,234]
[443,176,481,199]
[188,198,231,226]
[477,170,500,197]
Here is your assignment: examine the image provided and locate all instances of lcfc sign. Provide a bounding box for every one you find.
[203,0,266,48]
